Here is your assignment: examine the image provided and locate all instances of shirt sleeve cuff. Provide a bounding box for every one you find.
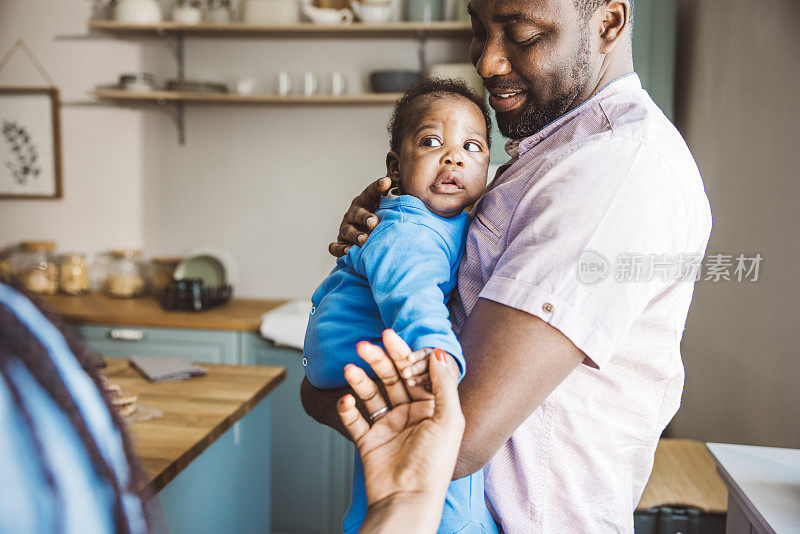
[479,275,616,369]
[411,334,466,380]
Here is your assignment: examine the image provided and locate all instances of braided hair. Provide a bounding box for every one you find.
[0,277,148,533]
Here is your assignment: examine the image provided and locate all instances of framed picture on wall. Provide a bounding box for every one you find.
[0,87,62,199]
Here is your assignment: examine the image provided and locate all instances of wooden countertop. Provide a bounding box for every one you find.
[40,293,287,332]
[102,358,285,496]
[638,438,728,513]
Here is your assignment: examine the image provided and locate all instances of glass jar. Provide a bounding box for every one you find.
[0,247,12,281]
[59,254,90,296]
[150,256,181,295]
[172,0,202,24]
[14,241,59,295]
[105,249,147,298]
[205,0,232,23]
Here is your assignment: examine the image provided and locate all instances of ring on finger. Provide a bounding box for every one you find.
[369,406,390,423]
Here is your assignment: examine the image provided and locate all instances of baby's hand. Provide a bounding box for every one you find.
[392,347,458,397]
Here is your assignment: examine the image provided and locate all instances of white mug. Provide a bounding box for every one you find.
[303,72,318,97]
[330,72,347,96]
[243,0,299,25]
[277,71,291,96]
[350,0,392,23]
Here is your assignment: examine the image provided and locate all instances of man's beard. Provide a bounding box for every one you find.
[498,33,592,140]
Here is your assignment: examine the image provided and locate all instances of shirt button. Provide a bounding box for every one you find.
[302,357,308,366]
[310,306,315,315]
[542,302,554,313]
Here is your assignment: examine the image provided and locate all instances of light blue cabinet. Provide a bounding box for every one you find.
[74,324,240,364]
[241,334,354,534]
[72,323,353,534]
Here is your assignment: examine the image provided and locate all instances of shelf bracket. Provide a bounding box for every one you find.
[155,29,186,80]
[416,29,428,73]
[155,97,186,145]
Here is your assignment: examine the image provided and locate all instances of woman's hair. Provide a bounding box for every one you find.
[0,276,147,533]
[388,77,492,154]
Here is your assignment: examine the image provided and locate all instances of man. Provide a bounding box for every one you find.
[303,0,712,531]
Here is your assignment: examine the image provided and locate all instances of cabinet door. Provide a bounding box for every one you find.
[241,334,353,534]
[73,324,240,364]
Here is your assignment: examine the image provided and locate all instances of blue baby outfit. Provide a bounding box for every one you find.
[303,194,498,534]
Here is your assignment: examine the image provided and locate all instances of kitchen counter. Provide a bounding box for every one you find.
[102,357,285,495]
[40,293,286,332]
[707,442,800,533]
[638,438,728,513]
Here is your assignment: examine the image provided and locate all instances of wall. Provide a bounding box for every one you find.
[0,0,144,256]
[671,0,800,447]
[0,0,469,298]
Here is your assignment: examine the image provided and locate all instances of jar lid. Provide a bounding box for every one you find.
[60,253,86,261]
[20,241,56,252]
[109,248,142,258]
[151,256,183,265]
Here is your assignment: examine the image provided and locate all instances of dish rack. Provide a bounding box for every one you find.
[158,278,232,312]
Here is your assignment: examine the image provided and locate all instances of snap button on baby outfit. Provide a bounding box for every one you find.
[542,303,554,313]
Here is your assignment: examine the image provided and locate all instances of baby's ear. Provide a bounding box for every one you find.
[385,151,401,185]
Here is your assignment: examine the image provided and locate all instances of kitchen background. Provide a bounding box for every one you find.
[0,0,798,452]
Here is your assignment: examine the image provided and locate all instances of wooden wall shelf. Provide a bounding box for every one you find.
[87,20,473,38]
[90,88,401,105]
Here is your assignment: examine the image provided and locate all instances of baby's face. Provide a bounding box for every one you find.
[389,95,490,218]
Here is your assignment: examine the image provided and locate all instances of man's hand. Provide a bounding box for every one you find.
[328,176,392,258]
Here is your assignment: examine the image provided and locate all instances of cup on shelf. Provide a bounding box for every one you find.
[303,72,318,96]
[243,0,300,25]
[350,0,393,23]
[406,0,443,21]
[330,71,347,96]
[172,0,203,24]
[234,77,259,95]
[276,71,292,95]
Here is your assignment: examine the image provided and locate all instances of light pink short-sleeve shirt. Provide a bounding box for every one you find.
[450,74,712,533]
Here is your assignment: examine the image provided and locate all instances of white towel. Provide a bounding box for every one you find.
[259,299,311,350]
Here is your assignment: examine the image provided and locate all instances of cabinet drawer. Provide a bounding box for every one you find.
[73,324,239,365]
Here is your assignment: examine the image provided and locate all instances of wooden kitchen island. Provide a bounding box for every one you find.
[102,358,286,534]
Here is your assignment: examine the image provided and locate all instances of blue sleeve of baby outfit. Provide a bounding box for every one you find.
[357,221,466,378]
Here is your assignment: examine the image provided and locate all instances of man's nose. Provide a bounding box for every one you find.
[441,149,465,167]
[474,36,512,78]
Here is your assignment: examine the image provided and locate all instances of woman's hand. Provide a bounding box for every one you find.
[337,330,464,532]
[328,177,392,258]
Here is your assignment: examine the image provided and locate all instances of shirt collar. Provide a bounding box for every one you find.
[507,73,642,159]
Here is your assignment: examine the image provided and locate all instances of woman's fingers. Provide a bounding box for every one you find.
[344,364,389,418]
[337,393,370,445]
[356,341,410,406]
[429,350,465,431]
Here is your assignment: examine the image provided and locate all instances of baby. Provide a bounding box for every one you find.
[303,78,497,534]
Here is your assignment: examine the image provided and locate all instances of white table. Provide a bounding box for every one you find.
[706,443,800,534]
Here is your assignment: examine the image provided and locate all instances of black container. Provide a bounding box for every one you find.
[369,70,423,93]
[159,278,232,312]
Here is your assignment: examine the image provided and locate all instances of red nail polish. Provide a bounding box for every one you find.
[434,348,445,362]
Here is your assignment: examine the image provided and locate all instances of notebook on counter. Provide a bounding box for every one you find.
[129,355,208,382]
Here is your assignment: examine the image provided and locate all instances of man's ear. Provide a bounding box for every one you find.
[597,0,630,54]
[386,151,401,186]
